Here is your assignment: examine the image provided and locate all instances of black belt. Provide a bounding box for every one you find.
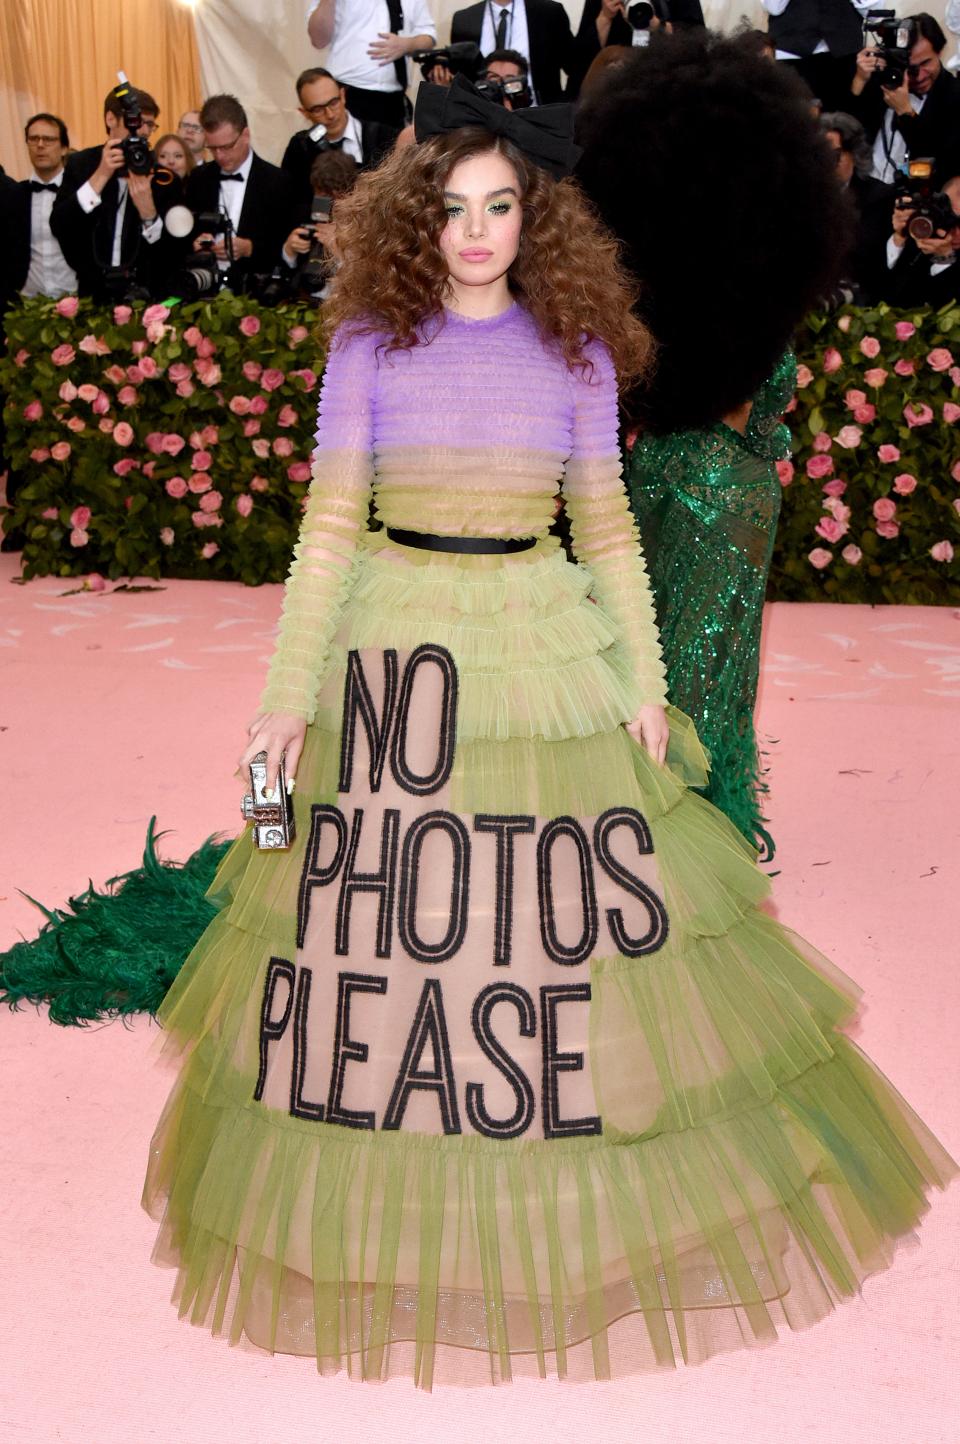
[386,527,536,555]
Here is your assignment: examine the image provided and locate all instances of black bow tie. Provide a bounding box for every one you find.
[30,180,58,193]
[220,172,244,181]
[415,76,580,179]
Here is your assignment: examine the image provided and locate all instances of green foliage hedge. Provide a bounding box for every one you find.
[2,295,958,601]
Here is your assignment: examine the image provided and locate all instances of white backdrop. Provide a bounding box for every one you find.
[192,0,955,164]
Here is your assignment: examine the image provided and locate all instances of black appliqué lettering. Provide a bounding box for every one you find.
[336,807,400,958]
[326,971,388,1130]
[297,804,348,949]
[389,644,458,796]
[338,649,399,794]
[536,816,599,966]
[382,978,462,1134]
[397,811,470,963]
[539,984,602,1138]
[254,957,296,1102]
[290,966,326,1121]
[465,982,537,1139]
[594,807,669,956]
[474,815,535,966]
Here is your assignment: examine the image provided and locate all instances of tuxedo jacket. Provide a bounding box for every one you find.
[185,155,298,290]
[574,0,705,82]
[846,173,896,303]
[0,177,32,302]
[280,122,396,212]
[850,67,960,185]
[881,237,960,306]
[451,0,577,102]
[50,144,185,300]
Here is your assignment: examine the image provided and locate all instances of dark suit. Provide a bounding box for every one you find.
[573,0,704,94]
[279,122,395,209]
[50,144,185,300]
[845,173,896,303]
[881,236,960,306]
[1,179,32,298]
[850,67,960,185]
[184,154,297,292]
[451,0,577,102]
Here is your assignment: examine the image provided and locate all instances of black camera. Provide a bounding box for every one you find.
[298,195,336,293]
[111,71,154,176]
[101,263,153,304]
[167,208,234,299]
[895,159,958,239]
[475,72,532,108]
[862,9,916,89]
[413,41,482,82]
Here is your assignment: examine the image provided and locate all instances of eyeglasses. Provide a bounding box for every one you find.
[140,119,159,133]
[303,96,342,115]
[27,135,60,145]
[207,133,244,154]
[180,122,204,132]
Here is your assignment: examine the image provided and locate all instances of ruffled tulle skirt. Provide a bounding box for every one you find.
[142,533,957,1387]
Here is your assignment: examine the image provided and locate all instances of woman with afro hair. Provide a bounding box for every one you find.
[576,33,855,857]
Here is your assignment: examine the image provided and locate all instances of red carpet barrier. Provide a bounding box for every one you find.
[1,296,958,601]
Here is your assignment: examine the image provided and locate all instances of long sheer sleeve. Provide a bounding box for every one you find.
[260,326,378,720]
[562,341,668,708]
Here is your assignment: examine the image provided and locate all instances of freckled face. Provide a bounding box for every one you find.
[439,151,524,290]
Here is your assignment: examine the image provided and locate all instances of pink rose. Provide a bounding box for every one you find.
[92,392,110,415]
[277,404,298,429]
[930,540,955,563]
[145,432,166,455]
[117,385,139,406]
[126,365,144,385]
[188,472,212,493]
[873,497,897,522]
[239,315,261,337]
[951,367,960,387]
[78,334,110,356]
[844,388,867,409]
[159,527,175,546]
[191,450,213,471]
[168,362,192,383]
[69,527,89,547]
[835,425,862,449]
[113,458,139,477]
[272,436,294,457]
[246,394,267,417]
[877,444,900,463]
[14,348,29,367]
[242,418,261,436]
[229,395,252,416]
[822,478,847,497]
[954,498,960,516]
[863,368,888,388]
[138,356,159,380]
[815,516,848,543]
[852,404,876,424]
[776,459,794,486]
[288,325,308,346]
[837,314,852,332]
[51,344,75,366]
[893,473,917,495]
[161,433,186,455]
[808,547,833,569]
[894,321,916,340]
[51,441,71,462]
[859,336,880,359]
[200,425,219,446]
[199,490,223,513]
[41,506,58,519]
[235,493,254,517]
[196,361,221,387]
[841,544,862,566]
[894,358,915,377]
[242,360,263,382]
[113,304,132,324]
[176,380,195,399]
[876,519,900,539]
[55,295,79,318]
[70,505,91,530]
[944,402,960,424]
[812,431,833,452]
[77,383,98,403]
[23,400,43,421]
[142,303,170,326]
[131,341,146,355]
[66,415,86,433]
[183,326,202,347]
[142,461,156,479]
[165,476,188,499]
[251,438,270,458]
[98,418,114,434]
[201,541,220,559]
[824,499,851,524]
[191,510,222,529]
[261,368,285,392]
[250,475,269,492]
[927,348,953,372]
[58,380,78,401]
[286,461,311,483]
[904,402,934,428]
[822,348,843,374]
[195,336,217,359]
[113,421,134,446]
[290,368,317,390]
[30,448,51,463]
[145,321,165,344]
[805,454,834,479]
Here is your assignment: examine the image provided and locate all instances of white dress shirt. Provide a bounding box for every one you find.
[76,172,162,265]
[761,0,874,60]
[479,0,530,62]
[886,233,956,276]
[871,92,926,184]
[21,170,77,299]
[216,150,255,269]
[304,0,436,92]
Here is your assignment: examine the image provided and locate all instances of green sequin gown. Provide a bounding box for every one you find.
[626,353,796,859]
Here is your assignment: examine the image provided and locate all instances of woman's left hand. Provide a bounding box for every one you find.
[625,704,669,766]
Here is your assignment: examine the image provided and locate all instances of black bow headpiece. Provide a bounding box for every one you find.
[414,75,581,179]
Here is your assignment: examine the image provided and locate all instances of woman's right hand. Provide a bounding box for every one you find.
[239,711,308,796]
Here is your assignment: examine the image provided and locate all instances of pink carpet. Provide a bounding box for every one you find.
[1,552,957,1444]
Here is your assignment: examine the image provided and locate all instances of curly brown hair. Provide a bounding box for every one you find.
[322,127,653,390]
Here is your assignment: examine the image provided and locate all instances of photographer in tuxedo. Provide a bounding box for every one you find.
[574,0,705,94]
[50,85,184,301]
[821,111,893,301]
[848,14,960,184]
[450,0,578,101]
[4,113,77,301]
[881,173,960,304]
[280,68,396,208]
[185,94,298,295]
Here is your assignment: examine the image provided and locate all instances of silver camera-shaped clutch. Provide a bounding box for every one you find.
[241,750,296,850]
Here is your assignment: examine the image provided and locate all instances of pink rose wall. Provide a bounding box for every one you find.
[0,556,957,1444]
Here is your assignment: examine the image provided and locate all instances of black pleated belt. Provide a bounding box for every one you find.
[386,527,536,555]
